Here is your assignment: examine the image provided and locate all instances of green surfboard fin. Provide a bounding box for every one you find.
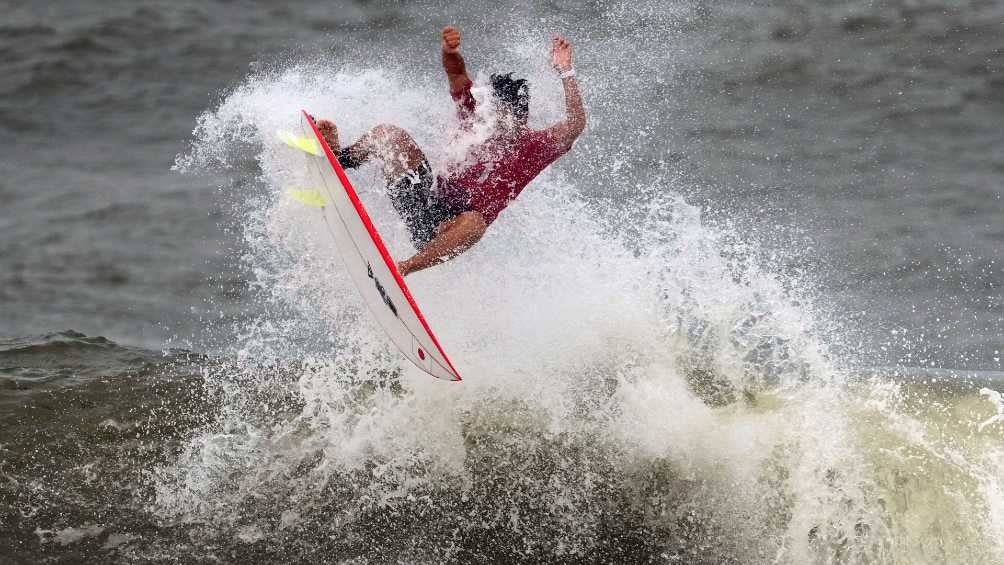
[287,188,326,208]
[278,130,322,156]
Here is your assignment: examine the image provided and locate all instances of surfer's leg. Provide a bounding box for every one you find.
[323,122,452,247]
[338,124,426,181]
[386,159,460,247]
[316,120,425,180]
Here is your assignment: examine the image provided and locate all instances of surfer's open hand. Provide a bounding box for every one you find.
[442,26,462,54]
[550,35,573,72]
[316,119,339,151]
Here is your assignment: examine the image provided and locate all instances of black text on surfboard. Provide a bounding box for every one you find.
[367,263,399,318]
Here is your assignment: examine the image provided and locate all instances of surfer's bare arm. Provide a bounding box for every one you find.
[397,211,487,276]
[441,26,472,95]
[547,35,586,147]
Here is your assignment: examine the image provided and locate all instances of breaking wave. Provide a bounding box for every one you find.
[157,43,1004,563]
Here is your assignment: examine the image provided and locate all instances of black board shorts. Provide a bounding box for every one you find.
[386,159,467,248]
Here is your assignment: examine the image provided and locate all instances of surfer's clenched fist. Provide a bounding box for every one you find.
[442,26,462,54]
[441,26,469,91]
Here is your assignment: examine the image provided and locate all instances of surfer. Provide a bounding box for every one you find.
[315,26,586,276]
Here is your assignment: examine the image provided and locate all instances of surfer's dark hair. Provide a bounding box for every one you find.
[490,73,529,121]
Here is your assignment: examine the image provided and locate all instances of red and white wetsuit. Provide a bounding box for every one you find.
[436,82,572,225]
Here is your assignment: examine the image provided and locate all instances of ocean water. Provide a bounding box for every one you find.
[2,1,1003,563]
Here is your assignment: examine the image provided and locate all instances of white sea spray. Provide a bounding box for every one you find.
[157,48,1004,564]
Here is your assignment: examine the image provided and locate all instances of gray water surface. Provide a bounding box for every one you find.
[2,2,1003,563]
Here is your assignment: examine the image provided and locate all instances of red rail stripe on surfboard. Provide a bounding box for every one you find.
[303,110,462,381]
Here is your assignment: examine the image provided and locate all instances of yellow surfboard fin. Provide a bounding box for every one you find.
[287,188,326,208]
[277,130,322,156]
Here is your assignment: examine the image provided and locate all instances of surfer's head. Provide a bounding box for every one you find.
[490,73,529,130]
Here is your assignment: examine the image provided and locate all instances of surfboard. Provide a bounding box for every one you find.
[279,110,462,382]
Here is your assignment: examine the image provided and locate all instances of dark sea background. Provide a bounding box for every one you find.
[2,1,1003,563]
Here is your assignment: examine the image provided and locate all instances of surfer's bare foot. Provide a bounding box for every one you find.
[317,119,339,151]
[397,259,414,277]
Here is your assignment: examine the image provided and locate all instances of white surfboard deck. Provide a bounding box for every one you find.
[280,110,462,382]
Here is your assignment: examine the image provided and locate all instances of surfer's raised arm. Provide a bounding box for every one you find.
[441,26,472,95]
[546,35,586,149]
[442,26,478,124]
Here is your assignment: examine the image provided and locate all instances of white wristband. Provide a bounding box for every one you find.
[559,68,576,79]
